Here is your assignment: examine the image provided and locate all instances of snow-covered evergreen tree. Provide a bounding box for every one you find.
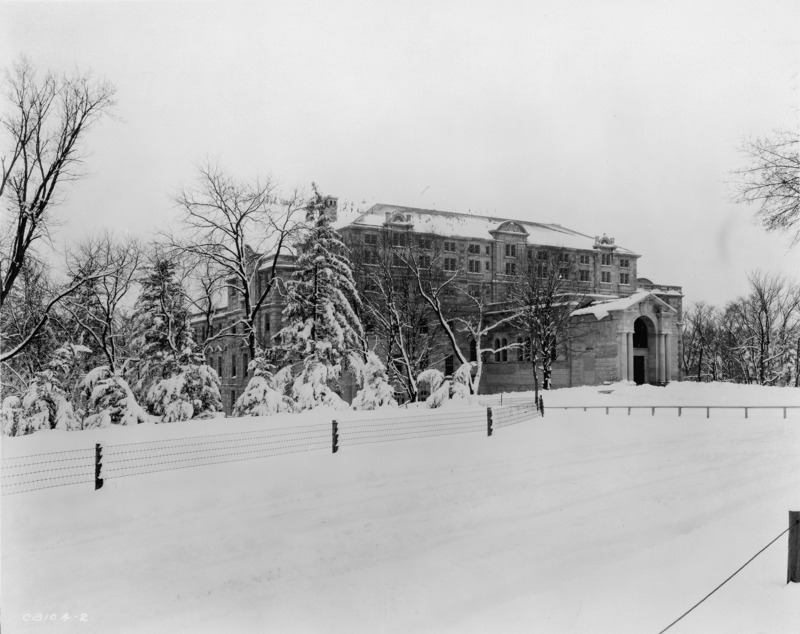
[349,351,397,410]
[232,350,296,416]
[10,344,88,435]
[146,364,224,422]
[82,366,149,427]
[292,358,348,411]
[275,186,363,408]
[130,253,201,398]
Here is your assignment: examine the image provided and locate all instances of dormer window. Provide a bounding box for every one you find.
[601,253,612,266]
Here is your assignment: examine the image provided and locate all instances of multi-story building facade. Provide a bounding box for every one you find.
[197,201,683,412]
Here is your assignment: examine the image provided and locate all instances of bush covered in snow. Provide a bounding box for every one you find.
[2,396,28,437]
[4,344,90,436]
[146,364,224,422]
[292,359,348,411]
[233,353,296,417]
[419,363,473,408]
[350,352,397,410]
[82,366,150,428]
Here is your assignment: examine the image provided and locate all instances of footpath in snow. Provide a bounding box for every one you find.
[2,382,799,633]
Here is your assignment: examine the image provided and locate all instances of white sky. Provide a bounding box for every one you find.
[2,0,798,306]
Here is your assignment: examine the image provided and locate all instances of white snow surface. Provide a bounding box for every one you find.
[2,382,799,633]
[570,290,676,320]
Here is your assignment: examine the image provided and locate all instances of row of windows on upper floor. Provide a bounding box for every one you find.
[363,233,631,267]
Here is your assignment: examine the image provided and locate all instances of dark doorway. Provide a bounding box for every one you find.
[633,356,645,385]
[633,318,649,348]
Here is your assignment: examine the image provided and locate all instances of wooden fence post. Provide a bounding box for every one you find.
[332,420,339,454]
[487,407,493,436]
[789,511,800,583]
[94,443,104,490]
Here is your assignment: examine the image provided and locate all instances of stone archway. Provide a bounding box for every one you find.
[632,316,657,385]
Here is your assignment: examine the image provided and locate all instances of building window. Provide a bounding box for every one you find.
[445,355,454,376]
[392,252,403,267]
[468,259,481,273]
[484,261,490,271]
[242,353,249,377]
[504,244,517,258]
[419,255,431,269]
[558,252,570,262]
[485,245,491,255]
[559,268,570,280]
[505,262,516,275]
[419,321,428,334]
[517,338,524,362]
[217,357,223,378]
[537,263,547,278]
[620,273,630,285]
[444,241,456,252]
[601,253,612,266]
[364,233,378,247]
[468,244,481,254]
[230,390,236,409]
[444,257,457,271]
[263,314,270,332]
[501,338,508,362]
[620,258,630,268]
[231,355,237,377]
[537,250,548,261]
[469,339,477,362]
[580,269,590,282]
[579,253,590,265]
[391,232,406,247]
[601,271,611,284]
[494,338,500,363]
[418,237,431,250]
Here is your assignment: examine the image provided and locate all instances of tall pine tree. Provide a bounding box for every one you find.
[131,252,222,421]
[276,186,363,409]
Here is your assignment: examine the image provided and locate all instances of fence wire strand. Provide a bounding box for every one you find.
[3,401,540,494]
[658,519,800,634]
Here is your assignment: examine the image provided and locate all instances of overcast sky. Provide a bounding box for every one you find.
[3,0,798,306]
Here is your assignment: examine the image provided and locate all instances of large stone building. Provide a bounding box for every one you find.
[199,202,683,412]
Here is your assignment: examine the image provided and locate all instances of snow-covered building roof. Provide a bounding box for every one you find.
[343,204,640,255]
[571,291,677,321]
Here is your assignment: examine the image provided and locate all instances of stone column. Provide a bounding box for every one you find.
[658,334,667,384]
[626,332,634,381]
[654,332,661,383]
[619,331,627,382]
[664,333,671,383]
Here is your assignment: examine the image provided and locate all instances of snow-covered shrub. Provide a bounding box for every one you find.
[2,396,29,437]
[350,352,397,410]
[8,344,90,435]
[82,366,149,428]
[147,364,223,422]
[420,363,473,408]
[292,358,348,411]
[233,353,296,417]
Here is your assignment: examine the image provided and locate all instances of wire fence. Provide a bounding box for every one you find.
[336,409,489,447]
[1,447,96,495]
[2,401,541,495]
[493,403,541,429]
[102,423,333,481]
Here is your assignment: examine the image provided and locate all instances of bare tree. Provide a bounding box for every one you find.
[61,233,142,375]
[682,301,718,382]
[348,229,445,401]
[508,250,589,399]
[722,272,800,386]
[732,130,800,244]
[168,162,304,360]
[1,57,116,307]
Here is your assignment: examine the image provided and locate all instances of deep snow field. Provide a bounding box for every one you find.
[2,382,799,633]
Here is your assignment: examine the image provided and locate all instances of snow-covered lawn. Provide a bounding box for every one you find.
[2,382,799,633]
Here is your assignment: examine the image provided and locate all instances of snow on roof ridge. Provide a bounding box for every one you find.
[571,291,676,321]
